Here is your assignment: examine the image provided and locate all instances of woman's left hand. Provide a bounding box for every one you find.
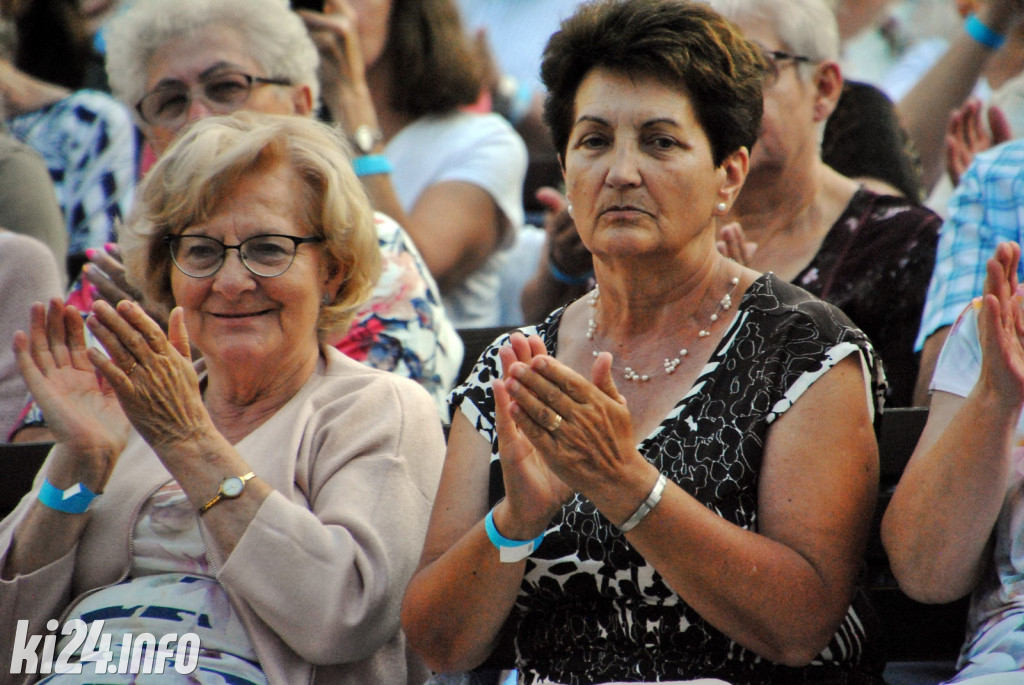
[85,300,212,453]
[299,0,378,130]
[502,350,643,501]
[716,221,757,267]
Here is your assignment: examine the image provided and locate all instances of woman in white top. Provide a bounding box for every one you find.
[301,0,528,327]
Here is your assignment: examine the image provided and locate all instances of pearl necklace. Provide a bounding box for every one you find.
[586,276,741,382]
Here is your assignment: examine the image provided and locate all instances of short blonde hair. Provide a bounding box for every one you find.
[122,111,380,339]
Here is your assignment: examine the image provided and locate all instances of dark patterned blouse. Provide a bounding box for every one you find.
[793,188,939,408]
[450,274,887,685]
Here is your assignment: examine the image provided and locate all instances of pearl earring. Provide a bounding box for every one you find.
[716,202,727,213]
[567,203,574,218]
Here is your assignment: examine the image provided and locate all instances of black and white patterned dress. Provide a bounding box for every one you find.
[450,274,887,685]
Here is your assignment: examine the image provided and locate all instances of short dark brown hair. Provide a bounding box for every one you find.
[384,0,485,117]
[541,0,765,166]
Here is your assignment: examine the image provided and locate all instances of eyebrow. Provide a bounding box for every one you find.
[149,62,250,91]
[574,115,682,129]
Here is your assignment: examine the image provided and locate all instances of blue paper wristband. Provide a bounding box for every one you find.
[38,478,98,514]
[484,508,545,562]
[352,154,394,178]
[965,14,1005,50]
[548,260,593,286]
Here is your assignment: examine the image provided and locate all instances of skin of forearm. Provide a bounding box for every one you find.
[882,385,1019,601]
[3,502,91,579]
[897,2,1020,193]
[402,521,530,672]
[624,489,864,666]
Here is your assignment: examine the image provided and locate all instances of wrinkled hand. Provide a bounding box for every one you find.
[501,344,641,503]
[716,221,758,266]
[945,97,1011,187]
[85,301,212,454]
[536,187,592,279]
[12,298,131,481]
[84,244,143,306]
[82,243,173,333]
[492,333,573,534]
[977,241,1024,406]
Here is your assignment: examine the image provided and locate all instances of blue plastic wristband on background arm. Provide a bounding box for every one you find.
[485,507,545,562]
[38,478,98,514]
[965,14,1006,50]
[353,154,394,178]
[548,260,594,286]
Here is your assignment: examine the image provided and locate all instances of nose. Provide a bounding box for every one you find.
[605,140,643,188]
[185,94,214,124]
[210,248,257,295]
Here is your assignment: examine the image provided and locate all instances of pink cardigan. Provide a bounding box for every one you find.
[0,347,445,684]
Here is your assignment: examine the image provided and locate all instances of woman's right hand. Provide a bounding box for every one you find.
[12,298,131,486]
[491,332,573,537]
[977,241,1024,406]
[536,187,592,280]
[945,97,1011,187]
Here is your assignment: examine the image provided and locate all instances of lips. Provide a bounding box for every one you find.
[210,309,272,319]
[601,204,649,216]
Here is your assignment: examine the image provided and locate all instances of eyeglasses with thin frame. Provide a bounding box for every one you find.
[165,233,324,279]
[136,71,292,128]
[760,49,815,86]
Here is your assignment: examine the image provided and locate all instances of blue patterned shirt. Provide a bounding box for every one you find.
[916,139,1024,351]
[8,90,137,258]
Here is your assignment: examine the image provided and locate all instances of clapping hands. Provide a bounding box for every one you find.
[978,241,1024,407]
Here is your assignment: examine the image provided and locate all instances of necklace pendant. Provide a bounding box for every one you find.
[586,273,739,382]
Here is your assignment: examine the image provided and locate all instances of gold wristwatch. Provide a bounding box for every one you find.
[198,472,255,515]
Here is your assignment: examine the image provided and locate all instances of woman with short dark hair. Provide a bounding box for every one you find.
[401,1,886,683]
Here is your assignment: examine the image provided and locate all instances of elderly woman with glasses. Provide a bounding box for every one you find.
[8,0,461,443]
[0,112,445,684]
[704,0,941,408]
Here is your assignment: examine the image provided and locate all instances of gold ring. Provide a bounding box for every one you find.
[548,414,563,432]
[126,361,137,376]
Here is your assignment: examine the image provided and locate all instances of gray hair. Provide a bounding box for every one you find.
[104,0,320,122]
[701,0,840,77]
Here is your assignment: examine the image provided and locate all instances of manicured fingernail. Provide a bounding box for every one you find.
[104,243,116,253]
[85,248,96,260]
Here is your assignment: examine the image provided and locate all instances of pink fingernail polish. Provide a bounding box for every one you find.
[85,248,96,260]
[104,243,116,253]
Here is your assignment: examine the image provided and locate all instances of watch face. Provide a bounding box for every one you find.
[353,125,380,154]
[221,476,245,498]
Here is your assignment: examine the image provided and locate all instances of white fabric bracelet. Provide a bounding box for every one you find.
[618,473,668,533]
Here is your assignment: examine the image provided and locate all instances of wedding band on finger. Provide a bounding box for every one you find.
[547,413,563,432]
